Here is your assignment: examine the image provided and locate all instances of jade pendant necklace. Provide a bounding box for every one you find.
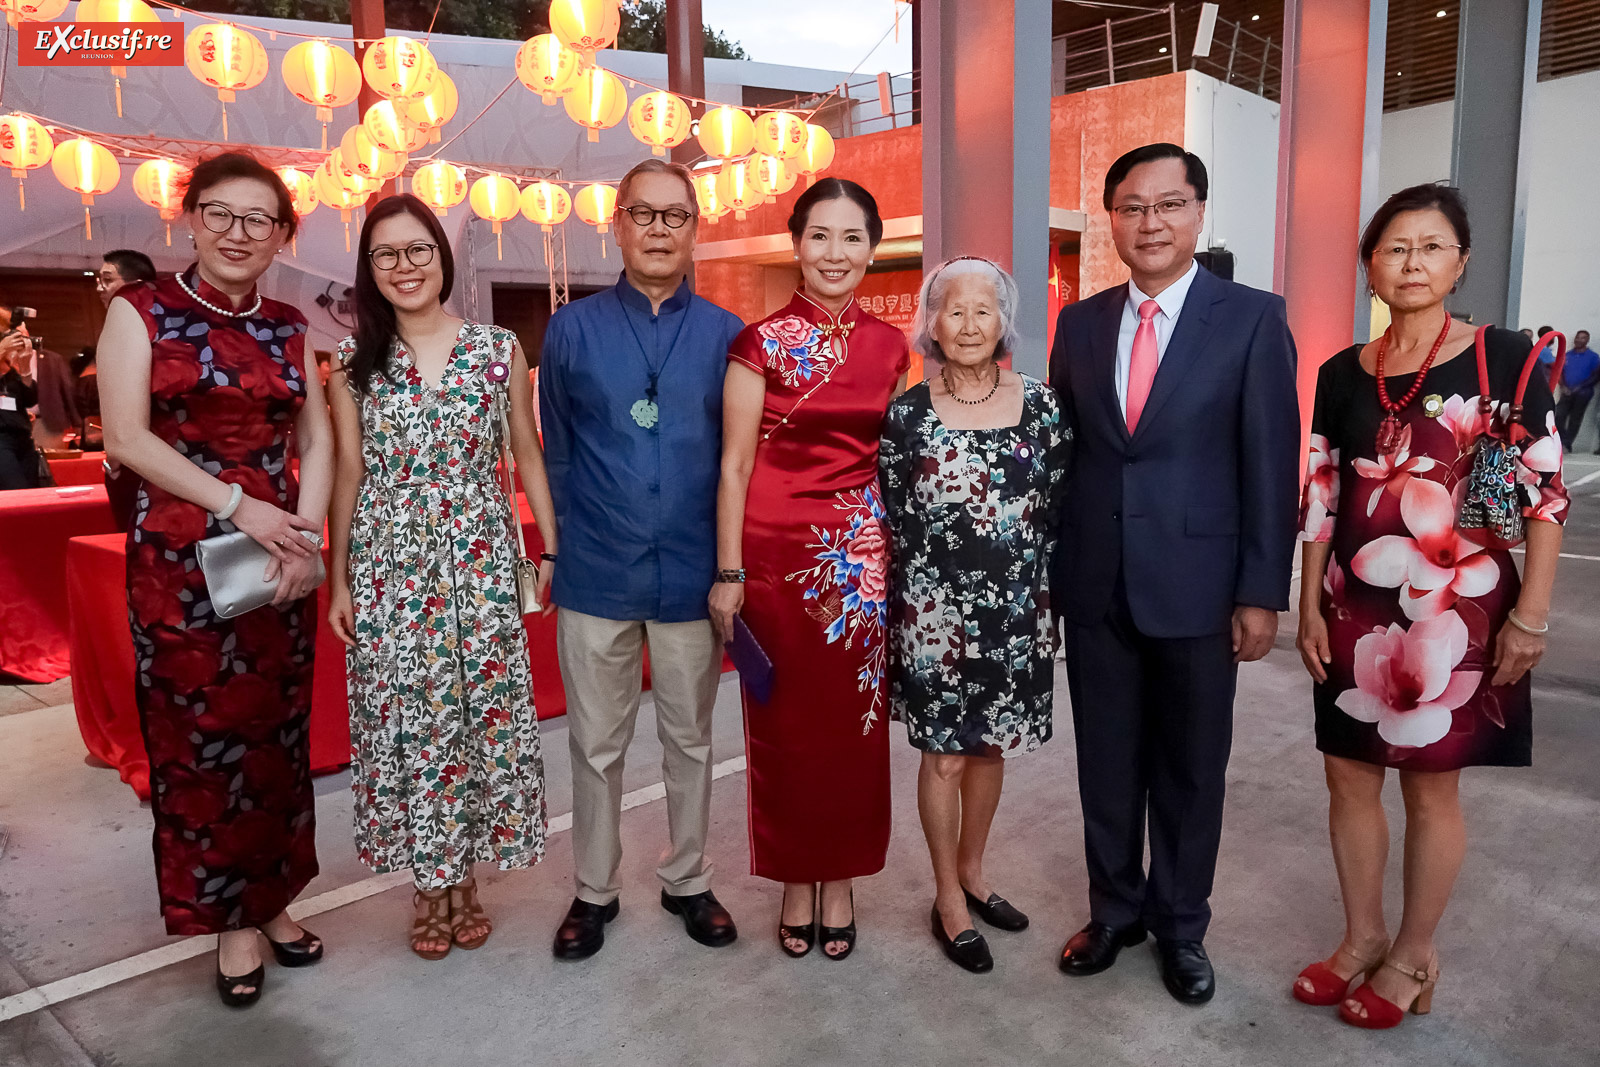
[619,290,689,431]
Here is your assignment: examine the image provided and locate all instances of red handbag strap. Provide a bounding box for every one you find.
[1504,329,1567,444]
[1473,324,1492,411]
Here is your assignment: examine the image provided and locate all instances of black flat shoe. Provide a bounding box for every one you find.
[962,888,1029,932]
[260,925,323,968]
[216,957,264,1009]
[931,904,993,973]
[1059,920,1147,976]
[553,897,620,960]
[661,890,738,948]
[818,887,857,961]
[778,885,817,959]
[1156,938,1216,1005]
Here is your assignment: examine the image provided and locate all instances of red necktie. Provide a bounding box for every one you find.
[1125,298,1160,431]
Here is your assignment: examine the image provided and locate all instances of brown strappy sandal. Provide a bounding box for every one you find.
[449,879,492,950]
[411,890,453,961]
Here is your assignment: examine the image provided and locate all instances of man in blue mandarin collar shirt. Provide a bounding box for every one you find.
[539,159,744,960]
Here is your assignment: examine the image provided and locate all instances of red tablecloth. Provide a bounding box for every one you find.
[0,486,118,682]
[66,508,574,799]
[47,455,106,487]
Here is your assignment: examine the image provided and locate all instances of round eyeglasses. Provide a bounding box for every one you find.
[368,242,438,271]
[197,202,284,242]
[619,205,694,229]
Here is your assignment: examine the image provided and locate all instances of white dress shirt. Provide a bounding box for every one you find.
[1114,258,1200,410]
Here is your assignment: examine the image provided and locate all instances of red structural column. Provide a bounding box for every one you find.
[350,0,392,204]
[666,0,706,165]
[1274,0,1372,439]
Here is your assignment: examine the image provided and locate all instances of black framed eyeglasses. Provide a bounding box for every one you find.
[368,242,438,271]
[197,201,285,241]
[1112,198,1193,222]
[619,204,694,229]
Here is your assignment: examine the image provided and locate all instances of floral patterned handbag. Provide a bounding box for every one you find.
[484,326,539,614]
[1457,326,1564,551]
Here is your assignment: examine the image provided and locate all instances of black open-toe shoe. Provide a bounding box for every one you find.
[260,925,324,968]
[963,888,1029,932]
[216,954,265,1008]
[819,888,857,962]
[778,884,817,958]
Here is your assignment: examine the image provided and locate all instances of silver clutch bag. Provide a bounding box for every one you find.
[195,530,326,619]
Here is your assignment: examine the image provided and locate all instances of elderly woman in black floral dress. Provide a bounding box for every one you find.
[879,257,1071,973]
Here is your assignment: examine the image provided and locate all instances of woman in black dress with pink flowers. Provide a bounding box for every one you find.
[1292,185,1568,1030]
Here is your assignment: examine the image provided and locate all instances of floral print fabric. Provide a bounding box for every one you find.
[1299,329,1568,770]
[880,376,1070,756]
[123,267,319,935]
[338,323,546,889]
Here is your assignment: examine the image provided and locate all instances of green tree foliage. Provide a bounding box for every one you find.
[194,1,747,57]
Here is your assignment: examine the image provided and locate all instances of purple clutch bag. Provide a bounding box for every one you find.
[727,615,774,704]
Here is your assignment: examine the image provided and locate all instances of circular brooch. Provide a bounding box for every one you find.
[1013,441,1035,463]
[1422,394,1444,418]
[486,361,510,383]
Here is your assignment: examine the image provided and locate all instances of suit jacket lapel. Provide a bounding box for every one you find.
[1093,289,1130,443]
[1130,266,1224,442]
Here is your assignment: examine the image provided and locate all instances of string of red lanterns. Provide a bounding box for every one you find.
[5,0,841,247]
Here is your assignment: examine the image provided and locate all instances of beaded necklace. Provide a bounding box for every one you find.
[175,270,262,319]
[1374,311,1452,455]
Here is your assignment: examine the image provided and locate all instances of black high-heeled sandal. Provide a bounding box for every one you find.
[259,924,324,967]
[216,949,265,1008]
[819,887,857,962]
[778,883,817,958]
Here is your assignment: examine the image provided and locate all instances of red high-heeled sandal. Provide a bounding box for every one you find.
[1292,939,1389,1006]
[1339,954,1439,1029]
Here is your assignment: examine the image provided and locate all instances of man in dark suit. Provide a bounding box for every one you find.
[1049,144,1299,1004]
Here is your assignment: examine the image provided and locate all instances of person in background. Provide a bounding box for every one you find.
[326,194,554,962]
[713,178,908,961]
[0,309,43,489]
[879,257,1071,973]
[29,338,80,452]
[1553,329,1595,452]
[1294,183,1567,1030]
[98,249,157,308]
[539,159,744,961]
[1519,328,1534,342]
[98,152,333,1008]
[96,252,155,491]
[1534,325,1556,387]
[1050,143,1300,1005]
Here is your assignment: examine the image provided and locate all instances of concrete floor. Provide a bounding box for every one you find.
[2,453,1598,1067]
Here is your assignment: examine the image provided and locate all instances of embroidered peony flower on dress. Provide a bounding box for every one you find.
[1336,609,1481,748]
[756,315,831,387]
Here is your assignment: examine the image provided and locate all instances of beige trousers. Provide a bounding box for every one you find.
[556,609,722,905]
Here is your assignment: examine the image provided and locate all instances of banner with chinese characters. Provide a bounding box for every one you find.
[854,268,924,381]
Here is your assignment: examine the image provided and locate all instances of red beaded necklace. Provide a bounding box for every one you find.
[1374,311,1453,455]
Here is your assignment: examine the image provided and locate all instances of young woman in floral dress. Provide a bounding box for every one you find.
[711,179,908,960]
[1293,184,1568,1029]
[327,195,557,960]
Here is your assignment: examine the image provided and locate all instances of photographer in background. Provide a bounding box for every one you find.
[0,307,45,489]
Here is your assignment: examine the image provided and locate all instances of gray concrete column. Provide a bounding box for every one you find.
[1449,0,1542,327]
[920,0,1053,376]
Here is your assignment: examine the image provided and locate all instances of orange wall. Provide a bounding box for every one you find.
[696,75,1191,320]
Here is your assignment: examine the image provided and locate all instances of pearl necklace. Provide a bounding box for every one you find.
[175,271,261,319]
[942,363,1001,405]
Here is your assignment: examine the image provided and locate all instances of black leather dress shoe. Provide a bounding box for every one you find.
[1156,939,1216,1004]
[553,897,619,960]
[931,905,993,973]
[1059,920,1147,976]
[661,890,738,947]
[963,888,1029,932]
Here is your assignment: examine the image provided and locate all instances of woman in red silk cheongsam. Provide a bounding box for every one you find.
[712,180,909,961]
[99,154,334,1009]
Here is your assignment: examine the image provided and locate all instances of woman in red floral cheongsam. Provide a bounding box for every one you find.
[711,180,908,962]
[1292,185,1568,1031]
[99,154,334,1009]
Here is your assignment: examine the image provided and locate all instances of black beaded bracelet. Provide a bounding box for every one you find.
[540,552,558,562]
[717,568,747,583]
